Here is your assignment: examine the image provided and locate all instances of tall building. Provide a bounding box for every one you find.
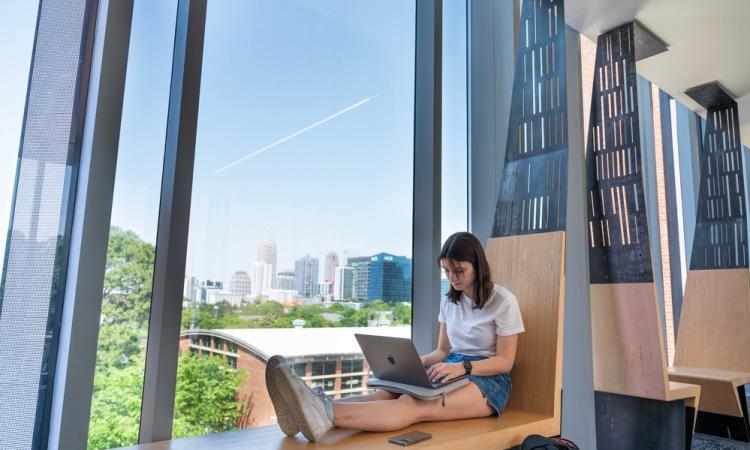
[323,251,338,282]
[294,254,319,297]
[277,270,296,290]
[229,271,252,301]
[334,266,354,301]
[183,275,198,301]
[256,238,278,288]
[348,256,370,301]
[251,262,273,299]
[367,253,412,302]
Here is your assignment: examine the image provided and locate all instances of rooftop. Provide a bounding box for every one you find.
[182,326,411,360]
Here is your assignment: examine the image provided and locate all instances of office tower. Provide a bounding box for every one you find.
[183,275,198,301]
[294,254,319,297]
[348,256,371,301]
[367,253,412,302]
[323,251,338,282]
[256,238,278,287]
[229,270,252,300]
[334,266,354,301]
[277,270,296,290]
[251,262,273,299]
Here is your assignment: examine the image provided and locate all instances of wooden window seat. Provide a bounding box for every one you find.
[120,410,557,450]
[669,366,750,418]
[670,268,750,440]
[122,232,567,450]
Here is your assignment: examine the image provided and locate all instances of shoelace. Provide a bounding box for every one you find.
[311,386,331,402]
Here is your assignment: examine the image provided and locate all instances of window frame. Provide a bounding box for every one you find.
[44,1,135,449]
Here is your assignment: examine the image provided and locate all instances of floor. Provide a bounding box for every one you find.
[693,434,750,450]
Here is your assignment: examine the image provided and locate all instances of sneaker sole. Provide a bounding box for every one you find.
[273,361,329,442]
[266,355,298,436]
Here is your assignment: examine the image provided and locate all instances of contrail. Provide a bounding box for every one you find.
[212,95,376,176]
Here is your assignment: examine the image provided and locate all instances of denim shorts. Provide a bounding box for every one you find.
[443,352,511,416]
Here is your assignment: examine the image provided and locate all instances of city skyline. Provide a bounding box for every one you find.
[185,237,414,289]
[186,243,416,302]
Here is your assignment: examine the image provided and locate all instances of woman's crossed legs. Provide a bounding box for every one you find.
[266,355,494,441]
[331,384,494,432]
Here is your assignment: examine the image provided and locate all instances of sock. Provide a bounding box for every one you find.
[323,396,334,421]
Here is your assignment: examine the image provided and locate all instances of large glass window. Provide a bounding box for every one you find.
[0,0,93,448]
[86,2,177,449]
[0,2,38,286]
[0,3,40,448]
[440,0,468,294]
[176,0,416,438]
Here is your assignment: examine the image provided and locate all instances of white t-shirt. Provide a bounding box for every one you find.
[437,283,524,357]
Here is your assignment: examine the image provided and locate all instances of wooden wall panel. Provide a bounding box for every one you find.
[486,231,565,418]
[674,268,750,373]
[590,283,669,399]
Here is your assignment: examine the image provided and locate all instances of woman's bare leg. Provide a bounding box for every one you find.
[335,389,399,403]
[332,383,493,432]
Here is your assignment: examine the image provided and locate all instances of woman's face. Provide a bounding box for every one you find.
[440,258,476,292]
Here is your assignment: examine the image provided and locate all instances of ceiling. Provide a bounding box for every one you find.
[564,0,750,148]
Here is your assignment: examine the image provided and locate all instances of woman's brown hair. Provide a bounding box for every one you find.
[437,232,494,309]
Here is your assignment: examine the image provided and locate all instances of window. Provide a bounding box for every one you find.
[440,0,468,294]
[312,359,337,377]
[0,2,38,275]
[0,1,92,448]
[174,0,416,438]
[86,2,178,449]
[292,361,308,378]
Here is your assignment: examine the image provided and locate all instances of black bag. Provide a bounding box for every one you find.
[519,434,579,450]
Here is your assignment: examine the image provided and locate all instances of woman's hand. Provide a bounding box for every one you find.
[426,362,465,384]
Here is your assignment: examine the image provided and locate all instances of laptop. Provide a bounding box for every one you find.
[354,334,468,396]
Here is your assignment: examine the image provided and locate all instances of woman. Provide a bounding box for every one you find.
[265,231,524,442]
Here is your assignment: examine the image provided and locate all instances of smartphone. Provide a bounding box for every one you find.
[388,430,432,446]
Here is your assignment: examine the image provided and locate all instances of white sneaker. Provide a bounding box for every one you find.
[271,358,333,442]
[265,355,298,436]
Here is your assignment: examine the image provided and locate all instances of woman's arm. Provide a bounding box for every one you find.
[469,334,518,376]
[419,323,451,367]
[427,333,519,383]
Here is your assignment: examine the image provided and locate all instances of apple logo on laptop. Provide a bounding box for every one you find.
[387,354,396,365]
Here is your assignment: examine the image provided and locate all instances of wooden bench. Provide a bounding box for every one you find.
[670,268,750,440]
[121,232,566,450]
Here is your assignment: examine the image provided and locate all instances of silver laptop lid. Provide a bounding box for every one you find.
[354,333,436,389]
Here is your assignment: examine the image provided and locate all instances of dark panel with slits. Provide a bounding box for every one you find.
[687,82,748,270]
[585,23,654,283]
[492,0,569,238]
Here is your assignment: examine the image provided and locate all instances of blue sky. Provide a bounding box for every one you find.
[1,0,467,284]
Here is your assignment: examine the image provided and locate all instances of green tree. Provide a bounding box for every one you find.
[392,302,412,325]
[88,356,145,449]
[88,353,246,448]
[89,228,247,449]
[101,227,155,326]
[173,353,247,438]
